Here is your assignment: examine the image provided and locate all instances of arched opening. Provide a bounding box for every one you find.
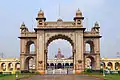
[70,63,73,68]
[85,43,90,52]
[46,34,74,71]
[25,57,35,71]
[85,40,94,53]
[107,62,113,70]
[50,63,54,69]
[100,62,106,69]
[85,56,95,70]
[57,63,62,69]
[1,63,6,71]
[15,63,20,70]
[26,41,35,54]
[65,63,69,68]
[115,62,120,70]
[8,63,13,71]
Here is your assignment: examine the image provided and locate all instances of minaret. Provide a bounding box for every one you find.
[74,8,84,26]
[36,9,46,27]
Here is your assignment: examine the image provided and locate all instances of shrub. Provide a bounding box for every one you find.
[35,71,41,75]
[21,70,30,73]
[100,69,103,73]
[85,68,92,73]
[16,71,21,74]
[118,70,120,74]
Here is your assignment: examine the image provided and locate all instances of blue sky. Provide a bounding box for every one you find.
[0,0,120,58]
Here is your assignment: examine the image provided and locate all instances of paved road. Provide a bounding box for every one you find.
[20,75,103,80]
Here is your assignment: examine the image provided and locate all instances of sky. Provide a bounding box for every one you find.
[0,0,120,58]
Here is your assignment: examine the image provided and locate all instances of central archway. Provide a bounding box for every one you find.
[45,34,74,74]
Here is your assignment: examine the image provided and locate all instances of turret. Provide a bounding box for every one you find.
[74,8,84,26]
[91,21,100,32]
[20,22,28,33]
[36,9,46,27]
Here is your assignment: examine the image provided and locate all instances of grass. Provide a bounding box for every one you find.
[104,74,120,80]
[80,72,120,80]
[0,74,32,80]
[0,72,120,80]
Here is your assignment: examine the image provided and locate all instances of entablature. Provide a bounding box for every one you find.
[19,32,37,38]
[83,31,102,38]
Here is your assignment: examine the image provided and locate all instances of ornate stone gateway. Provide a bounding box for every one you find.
[18,9,102,74]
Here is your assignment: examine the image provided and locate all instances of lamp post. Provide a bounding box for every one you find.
[16,73,18,80]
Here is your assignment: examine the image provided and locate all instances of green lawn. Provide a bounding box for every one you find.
[104,75,120,80]
[0,74,32,80]
[80,72,120,80]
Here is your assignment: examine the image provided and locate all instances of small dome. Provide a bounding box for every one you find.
[57,18,63,22]
[20,22,26,29]
[94,21,99,27]
[76,8,82,17]
[38,9,44,15]
[37,9,44,18]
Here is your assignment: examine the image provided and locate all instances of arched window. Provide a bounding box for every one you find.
[101,62,106,69]
[26,41,35,54]
[115,62,120,70]
[85,40,94,53]
[1,63,6,71]
[107,62,113,70]
[15,63,20,70]
[85,43,90,52]
[8,63,13,71]
[30,44,35,54]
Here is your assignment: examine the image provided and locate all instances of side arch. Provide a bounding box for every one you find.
[85,40,94,53]
[25,40,36,54]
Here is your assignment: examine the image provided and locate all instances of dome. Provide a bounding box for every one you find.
[20,22,26,29]
[38,9,44,15]
[94,21,99,27]
[37,9,44,18]
[54,48,64,59]
[76,8,82,17]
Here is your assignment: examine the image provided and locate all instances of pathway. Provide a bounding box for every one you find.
[20,75,103,80]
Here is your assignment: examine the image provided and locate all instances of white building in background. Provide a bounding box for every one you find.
[47,48,73,69]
